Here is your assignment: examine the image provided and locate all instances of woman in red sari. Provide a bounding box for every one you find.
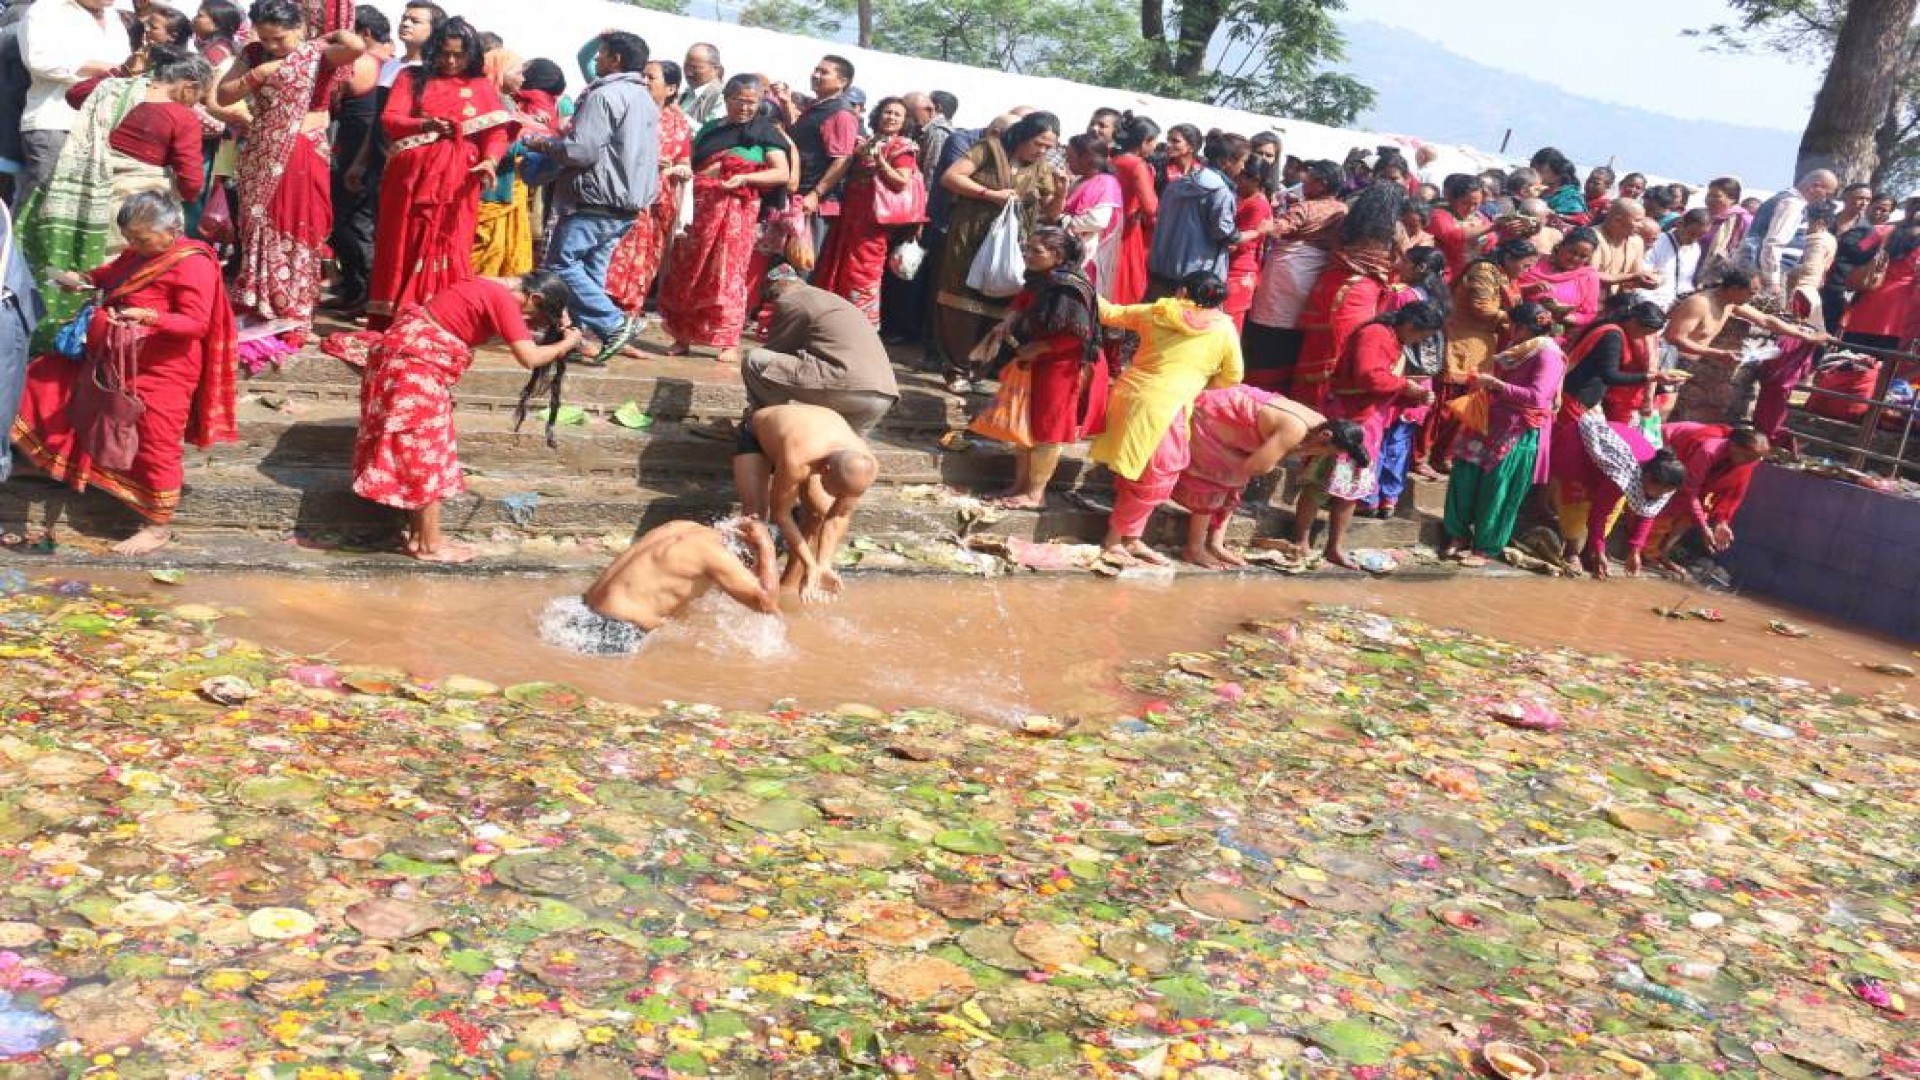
[1294,184,1402,410]
[215,0,364,364]
[365,18,514,331]
[1108,114,1159,305]
[657,74,792,365]
[978,227,1109,508]
[351,272,579,563]
[811,97,919,326]
[605,59,694,316]
[11,193,238,556]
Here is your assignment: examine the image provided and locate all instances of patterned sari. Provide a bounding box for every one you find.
[16,77,148,352]
[811,134,919,325]
[351,307,477,510]
[606,105,693,313]
[233,38,333,359]
[658,125,778,350]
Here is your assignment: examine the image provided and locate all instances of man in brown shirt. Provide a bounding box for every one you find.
[740,266,900,435]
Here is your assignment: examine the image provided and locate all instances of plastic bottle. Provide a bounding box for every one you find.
[1735,715,1794,740]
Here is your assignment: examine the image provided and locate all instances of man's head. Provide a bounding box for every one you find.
[1603,197,1645,235]
[761,263,804,300]
[1414,144,1438,167]
[1713,266,1756,301]
[1797,168,1840,203]
[1676,208,1711,243]
[351,3,389,44]
[683,42,720,87]
[595,31,648,76]
[930,90,958,121]
[396,0,445,53]
[811,54,852,98]
[822,448,878,499]
[902,91,934,129]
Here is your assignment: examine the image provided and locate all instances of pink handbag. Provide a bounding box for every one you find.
[873,170,928,226]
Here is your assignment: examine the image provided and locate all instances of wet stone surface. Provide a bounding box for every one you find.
[0,576,1913,1077]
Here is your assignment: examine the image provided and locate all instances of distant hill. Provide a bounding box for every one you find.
[1334,19,1800,190]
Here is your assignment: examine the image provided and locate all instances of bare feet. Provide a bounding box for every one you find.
[665,341,692,357]
[1205,541,1248,567]
[990,493,1045,510]
[407,538,478,564]
[716,347,741,366]
[1181,546,1224,569]
[1322,546,1361,571]
[1410,463,1443,482]
[110,524,172,556]
[1124,539,1170,566]
[1455,553,1490,569]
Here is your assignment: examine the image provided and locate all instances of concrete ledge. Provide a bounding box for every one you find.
[1723,464,1920,642]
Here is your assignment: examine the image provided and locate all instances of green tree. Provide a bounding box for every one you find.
[1689,0,1920,188]
[740,0,1371,126]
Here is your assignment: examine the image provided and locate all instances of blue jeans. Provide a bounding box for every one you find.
[545,211,632,339]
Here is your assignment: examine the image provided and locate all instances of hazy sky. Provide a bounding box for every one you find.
[1341,0,1822,132]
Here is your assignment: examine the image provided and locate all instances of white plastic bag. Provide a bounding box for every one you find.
[965,198,1026,298]
[888,239,925,281]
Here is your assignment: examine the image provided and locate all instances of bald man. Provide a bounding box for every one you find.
[1753,168,1840,297]
[735,403,880,604]
[1592,198,1656,295]
[561,519,779,654]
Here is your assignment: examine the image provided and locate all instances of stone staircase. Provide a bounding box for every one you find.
[0,323,1445,557]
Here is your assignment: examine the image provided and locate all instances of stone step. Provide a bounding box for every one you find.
[2,461,1432,551]
[217,400,1115,491]
[245,351,975,433]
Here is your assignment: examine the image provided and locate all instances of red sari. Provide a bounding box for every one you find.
[232,38,335,354]
[812,135,919,326]
[1109,153,1157,305]
[352,279,529,509]
[1223,192,1271,331]
[1294,251,1391,410]
[659,137,778,350]
[11,242,239,523]
[366,74,515,330]
[605,106,693,314]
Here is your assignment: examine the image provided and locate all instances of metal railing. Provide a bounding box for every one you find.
[1784,342,1920,478]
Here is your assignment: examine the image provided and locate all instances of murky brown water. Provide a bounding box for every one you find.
[76,570,1917,716]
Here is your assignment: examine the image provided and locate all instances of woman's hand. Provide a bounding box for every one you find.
[666,163,693,181]
[1471,372,1504,392]
[114,307,159,326]
[801,191,821,214]
[982,187,1015,205]
[1623,549,1643,576]
[52,271,92,292]
[722,174,748,190]
[427,116,457,137]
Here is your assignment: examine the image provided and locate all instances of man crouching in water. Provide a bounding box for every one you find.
[558,519,780,654]
[734,402,880,605]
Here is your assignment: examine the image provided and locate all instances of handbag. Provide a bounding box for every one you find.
[67,319,148,472]
[873,169,928,226]
[197,182,235,245]
[966,197,1026,298]
[966,360,1033,449]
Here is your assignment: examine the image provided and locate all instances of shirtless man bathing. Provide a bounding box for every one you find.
[553,518,781,655]
[733,402,880,604]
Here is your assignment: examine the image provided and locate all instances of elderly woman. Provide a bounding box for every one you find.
[365,17,515,330]
[1291,302,1441,569]
[351,273,580,563]
[657,74,792,365]
[1519,227,1603,335]
[604,58,694,314]
[11,193,238,556]
[1173,392,1364,569]
[1439,301,1563,566]
[19,50,213,351]
[1242,159,1345,391]
[1089,270,1243,565]
[811,96,919,325]
[934,111,1064,395]
[217,0,366,360]
[975,227,1108,508]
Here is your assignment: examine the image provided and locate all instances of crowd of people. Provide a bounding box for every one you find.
[0,0,1911,635]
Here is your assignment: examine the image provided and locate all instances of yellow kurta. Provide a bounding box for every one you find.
[1090,298,1244,481]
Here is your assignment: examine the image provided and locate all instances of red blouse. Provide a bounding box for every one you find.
[424,279,532,346]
